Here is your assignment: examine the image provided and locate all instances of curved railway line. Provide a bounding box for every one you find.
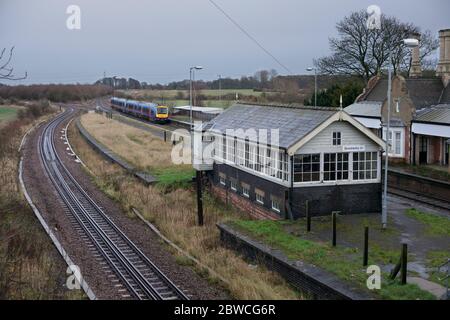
[38,110,188,300]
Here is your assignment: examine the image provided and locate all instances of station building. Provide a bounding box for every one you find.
[345,29,450,168]
[194,103,385,220]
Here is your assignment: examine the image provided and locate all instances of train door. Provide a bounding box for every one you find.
[419,136,428,164]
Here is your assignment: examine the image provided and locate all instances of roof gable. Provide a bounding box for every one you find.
[287,111,385,155]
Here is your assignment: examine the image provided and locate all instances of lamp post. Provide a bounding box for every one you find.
[218,74,222,106]
[306,67,317,107]
[382,38,419,229]
[190,66,203,130]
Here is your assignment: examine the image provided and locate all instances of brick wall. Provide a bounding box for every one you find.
[211,184,280,220]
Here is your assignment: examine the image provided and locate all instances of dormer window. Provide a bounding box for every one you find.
[332,132,341,146]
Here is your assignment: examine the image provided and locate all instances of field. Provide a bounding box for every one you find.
[116,89,272,109]
[74,112,301,299]
[0,105,23,127]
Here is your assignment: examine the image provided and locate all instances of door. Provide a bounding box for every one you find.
[419,136,428,164]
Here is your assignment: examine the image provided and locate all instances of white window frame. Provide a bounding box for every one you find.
[242,185,250,198]
[332,131,342,146]
[271,199,280,212]
[382,128,404,158]
[212,134,289,184]
[219,175,226,186]
[230,179,237,191]
[255,191,265,205]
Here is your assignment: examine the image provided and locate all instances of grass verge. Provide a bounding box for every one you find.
[0,102,84,299]
[405,209,450,237]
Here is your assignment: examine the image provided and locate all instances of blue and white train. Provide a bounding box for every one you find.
[110,97,169,123]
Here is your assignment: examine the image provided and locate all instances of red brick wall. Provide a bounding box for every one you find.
[210,184,280,220]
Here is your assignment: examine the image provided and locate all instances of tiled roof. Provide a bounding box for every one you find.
[440,85,450,104]
[414,104,450,124]
[361,78,446,110]
[364,79,388,102]
[202,103,337,149]
[344,101,382,118]
[405,79,443,109]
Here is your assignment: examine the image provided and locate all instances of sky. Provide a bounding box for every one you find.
[1,0,449,85]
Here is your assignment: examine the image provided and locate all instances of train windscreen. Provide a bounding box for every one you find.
[157,107,168,114]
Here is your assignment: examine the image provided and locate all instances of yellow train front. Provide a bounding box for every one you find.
[155,105,169,123]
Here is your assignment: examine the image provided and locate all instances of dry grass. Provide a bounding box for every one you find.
[0,107,84,299]
[71,113,302,300]
[80,113,191,171]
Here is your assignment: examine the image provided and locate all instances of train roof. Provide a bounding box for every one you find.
[111,97,163,108]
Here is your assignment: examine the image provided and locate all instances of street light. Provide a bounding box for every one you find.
[218,74,222,106]
[306,67,317,107]
[190,66,203,129]
[382,38,419,229]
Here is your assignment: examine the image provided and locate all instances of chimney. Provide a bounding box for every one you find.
[409,32,422,78]
[436,28,450,85]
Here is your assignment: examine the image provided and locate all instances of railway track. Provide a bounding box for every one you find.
[387,187,450,211]
[38,110,188,300]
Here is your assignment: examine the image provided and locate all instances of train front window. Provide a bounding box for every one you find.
[157,107,168,114]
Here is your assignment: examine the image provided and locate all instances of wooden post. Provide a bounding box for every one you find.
[196,170,204,226]
[332,211,337,247]
[401,243,408,285]
[306,200,311,232]
[363,226,369,266]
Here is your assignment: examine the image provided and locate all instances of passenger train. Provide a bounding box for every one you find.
[110,97,170,123]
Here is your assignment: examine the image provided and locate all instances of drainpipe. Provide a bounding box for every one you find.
[288,155,294,219]
[412,130,416,165]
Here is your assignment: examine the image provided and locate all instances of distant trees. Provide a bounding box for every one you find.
[304,80,365,108]
[0,84,112,102]
[315,10,439,81]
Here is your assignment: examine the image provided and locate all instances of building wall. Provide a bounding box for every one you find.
[211,163,288,218]
[298,121,380,154]
[291,183,382,218]
[210,163,382,220]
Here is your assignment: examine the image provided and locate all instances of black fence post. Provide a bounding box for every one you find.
[164,130,167,142]
[306,200,311,232]
[196,170,204,226]
[401,243,408,285]
[332,211,337,247]
[363,226,369,266]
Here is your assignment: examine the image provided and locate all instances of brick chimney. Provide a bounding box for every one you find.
[409,32,422,78]
[436,29,450,85]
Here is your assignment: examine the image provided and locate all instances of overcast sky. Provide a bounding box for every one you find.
[1,0,449,85]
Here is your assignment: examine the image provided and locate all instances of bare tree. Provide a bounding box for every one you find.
[315,11,439,82]
[0,46,27,81]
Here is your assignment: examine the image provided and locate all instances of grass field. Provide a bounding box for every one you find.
[116,89,270,109]
[120,88,266,99]
[75,112,301,299]
[0,106,22,127]
[80,113,194,190]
